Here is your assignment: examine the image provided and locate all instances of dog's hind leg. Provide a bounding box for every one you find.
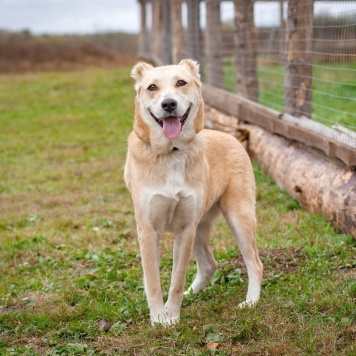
[185,206,220,294]
[221,190,263,307]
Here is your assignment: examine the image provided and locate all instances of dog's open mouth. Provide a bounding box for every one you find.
[150,106,191,139]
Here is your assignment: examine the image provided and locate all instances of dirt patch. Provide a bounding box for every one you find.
[0,292,56,316]
[224,248,304,277]
[260,248,305,274]
[336,264,356,279]
[225,248,356,283]
[0,305,24,315]
[335,325,356,352]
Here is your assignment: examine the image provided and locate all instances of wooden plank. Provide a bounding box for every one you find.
[202,82,241,117]
[284,115,356,149]
[202,84,356,166]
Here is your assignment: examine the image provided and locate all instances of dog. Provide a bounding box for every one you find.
[124,59,263,325]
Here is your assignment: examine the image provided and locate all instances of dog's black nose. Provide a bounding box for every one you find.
[161,98,177,113]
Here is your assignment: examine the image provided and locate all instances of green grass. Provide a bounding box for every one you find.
[221,58,356,130]
[0,68,355,355]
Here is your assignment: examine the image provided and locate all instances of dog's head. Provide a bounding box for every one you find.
[131,59,204,148]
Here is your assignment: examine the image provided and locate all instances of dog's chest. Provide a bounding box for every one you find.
[140,155,202,233]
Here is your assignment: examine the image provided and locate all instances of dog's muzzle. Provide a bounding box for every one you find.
[150,106,191,139]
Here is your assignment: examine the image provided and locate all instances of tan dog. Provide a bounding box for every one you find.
[124,59,263,325]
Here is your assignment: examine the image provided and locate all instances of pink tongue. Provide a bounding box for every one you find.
[162,117,182,139]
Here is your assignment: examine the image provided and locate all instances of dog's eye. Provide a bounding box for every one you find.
[176,80,187,87]
[147,84,158,91]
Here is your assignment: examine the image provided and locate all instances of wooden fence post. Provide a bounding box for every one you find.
[284,0,314,117]
[161,0,172,64]
[186,0,202,65]
[138,0,147,57]
[172,0,183,64]
[234,0,259,102]
[205,0,223,88]
[279,0,286,62]
[151,0,162,64]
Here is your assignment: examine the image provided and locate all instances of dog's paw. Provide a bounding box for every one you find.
[238,300,256,309]
[164,305,180,325]
[150,311,179,326]
[150,309,167,326]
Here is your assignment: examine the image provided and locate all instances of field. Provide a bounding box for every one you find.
[0,67,355,355]
[0,31,137,74]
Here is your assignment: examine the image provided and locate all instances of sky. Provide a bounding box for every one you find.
[0,0,140,34]
[0,0,355,35]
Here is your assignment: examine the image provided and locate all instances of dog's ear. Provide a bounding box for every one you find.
[131,62,154,90]
[178,59,200,80]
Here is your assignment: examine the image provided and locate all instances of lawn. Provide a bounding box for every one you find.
[0,67,355,355]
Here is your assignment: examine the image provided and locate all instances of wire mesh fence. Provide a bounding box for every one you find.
[253,1,356,133]
[137,0,356,162]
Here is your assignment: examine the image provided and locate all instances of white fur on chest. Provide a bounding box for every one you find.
[139,154,201,233]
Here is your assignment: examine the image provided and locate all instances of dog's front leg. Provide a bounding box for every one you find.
[137,225,166,325]
[164,228,196,324]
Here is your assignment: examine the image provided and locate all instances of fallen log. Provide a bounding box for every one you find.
[205,105,356,238]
